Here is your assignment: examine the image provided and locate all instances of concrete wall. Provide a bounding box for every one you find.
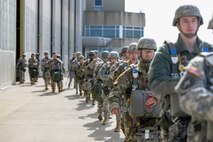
[52,0,61,54]
[84,11,145,27]
[0,0,16,88]
[86,0,125,12]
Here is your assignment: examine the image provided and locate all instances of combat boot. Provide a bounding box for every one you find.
[98,115,103,121]
[102,113,109,125]
[114,115,121,132]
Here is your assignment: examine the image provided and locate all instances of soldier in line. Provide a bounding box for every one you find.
[112,43,139,133]
[75,55,85,96]
[93,51,109,121]
[148,5,213,141]
[120,46,129,62]
[68,53,76,88]
[17,53,27,84]
[35,53,40,82]
[57,54,65,92]
[49,52,64,93]
[82,51,97,103]
[109,38,159,142]
[41,51,51,90]
[28,53,39,85]
[175,15,213,142]
[73,52,82,95]
[99,51,120,125]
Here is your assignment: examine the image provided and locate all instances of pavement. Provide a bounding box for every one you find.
[0,78,124,142]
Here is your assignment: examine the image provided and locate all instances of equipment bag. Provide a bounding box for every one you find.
[83,80,92,91]
[129,90,161,118]
[30,68,37,78]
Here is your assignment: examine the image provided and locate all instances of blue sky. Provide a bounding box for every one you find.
[125,0,213,47]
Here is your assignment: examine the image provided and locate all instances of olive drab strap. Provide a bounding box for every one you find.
[164,40,179,78]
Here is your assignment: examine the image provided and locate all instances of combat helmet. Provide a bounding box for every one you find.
[137,37,157,51]
[88,51,95,57]
[109,51,119,59]
[79,55,84,60]
[173,5,203,26]
[128,42,138,52]
[101,51,109,59]
[207,15,213,29]
[120,46,128,54]
[44,51,49,55]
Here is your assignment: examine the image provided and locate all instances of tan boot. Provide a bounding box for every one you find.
[114,114,121,132]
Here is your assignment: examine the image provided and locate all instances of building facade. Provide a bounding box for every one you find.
[0,0,84,89]
[83,0,145,54]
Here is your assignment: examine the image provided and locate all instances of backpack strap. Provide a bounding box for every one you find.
[164,40,179,78]
[200,42,211,52]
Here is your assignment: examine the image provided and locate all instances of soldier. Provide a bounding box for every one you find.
[93,51,109,121]
[109,38,159,142]
[41,51,51,90]
[17,53,27,84]
[75,55,85,96]
[112,43,139,133]
[57,54,65,91]
[175,15,213,142]
[82,51,97,103]
[68,53,76,88]
[28,53,39,85]
[120,46,129,62]
[99,51,120,125]
[49,52,64,93]
[148,5,213,141]
[73,52,82,94]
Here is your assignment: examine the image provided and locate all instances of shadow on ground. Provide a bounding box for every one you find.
[83,120,123,142]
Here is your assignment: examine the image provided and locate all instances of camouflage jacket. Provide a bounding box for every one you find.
[68,58,76,72]
[28,58,39,69]
[17,58,27,70]
[148,35,213,116]
[175,52,213,121]
[49,58,63,72]
[75,62,85,80]
[83,59,97,78]
[109,61,151,111]
[41,57,51,71]
[99,61,119,88]
[93,60,105,84]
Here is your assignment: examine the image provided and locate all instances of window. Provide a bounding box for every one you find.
[95,0,102,7]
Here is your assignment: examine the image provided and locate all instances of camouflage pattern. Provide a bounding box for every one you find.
[68,56,76,88]
[148,34,213,141]
[110,60,159,141]
[207,15,213,29]
[128,42,138,52]
[17,55,27,84]
[121,46,129,54]
[75,57,85,96]
[49,58,63,93]
[99,60,118,125]
[82,57,97,103]
[172,5,203,26]
[28,55,39,85]
[175,52,213,142]
[109,51,119,59]
[137,37,157,51]
[41,55,51,90]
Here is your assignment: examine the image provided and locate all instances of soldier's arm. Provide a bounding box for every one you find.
[99,64,110,81]
[148,46,180,95]
[175,57,213,121]
[109,69,131,112]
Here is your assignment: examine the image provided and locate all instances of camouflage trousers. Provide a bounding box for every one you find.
[43,70,51,89]
[19,70,25,83]
[51,78,62,93]
[101,91,110,120]
[68,71,75,88]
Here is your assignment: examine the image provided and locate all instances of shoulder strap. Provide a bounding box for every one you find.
[130,64,139,90]
[200,42,211,52]
[164,40,179,78]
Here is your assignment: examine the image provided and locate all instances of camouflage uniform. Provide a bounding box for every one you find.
[73,52,82,94]
[175,52,213,142]
[93,51,109,121]
[57,54,65,92]
[109,38,158,142]
[113,43,139,133]
[17,54,27,84]
[49,52,63,93]
[68,54,76,88]
[175,15,213,142]
[148,5,213,141]
[28,53,39,85]
[99,51,120,125]
[41,51,51,90]
[82,51,97,103]
[75,55,85,96]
